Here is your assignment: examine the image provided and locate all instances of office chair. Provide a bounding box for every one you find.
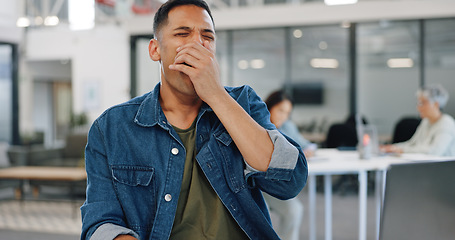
[391,116,421,144]
[324,114,372,195]
[324,114,367,148]
[324,123,358,148]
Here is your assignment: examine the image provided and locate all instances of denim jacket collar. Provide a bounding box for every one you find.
[133,83,213,130]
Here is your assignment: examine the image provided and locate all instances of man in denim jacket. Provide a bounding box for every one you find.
[80,0,308,239]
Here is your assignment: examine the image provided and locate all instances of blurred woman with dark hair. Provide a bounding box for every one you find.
[265,90,316,157]
[262,90,315,240]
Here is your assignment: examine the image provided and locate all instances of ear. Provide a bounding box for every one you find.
[149,39,161,61]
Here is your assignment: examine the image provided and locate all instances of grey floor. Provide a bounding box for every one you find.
[296,189,378,240]
[0,187,378,240]
[0,229,79,240]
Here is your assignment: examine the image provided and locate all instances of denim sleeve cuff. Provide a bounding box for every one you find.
[244,129,299,175]
[90,223,139,240]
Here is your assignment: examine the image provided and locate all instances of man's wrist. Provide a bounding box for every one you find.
[90,223,139,240]
[114,235,137,240]
[204,89,231,111]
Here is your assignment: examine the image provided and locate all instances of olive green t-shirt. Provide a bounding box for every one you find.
[169,121,249,240]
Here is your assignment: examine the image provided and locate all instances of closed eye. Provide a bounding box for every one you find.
[203,35,214,41]
[175,33,189,37]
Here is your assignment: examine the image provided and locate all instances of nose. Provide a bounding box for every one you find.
[191,32,203,44]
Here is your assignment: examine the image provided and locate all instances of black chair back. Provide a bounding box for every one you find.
[392,117,421,144]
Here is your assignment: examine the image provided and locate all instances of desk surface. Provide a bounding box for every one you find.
[305,148,454,240]
[0,166,87,181]
[307,148,453,175]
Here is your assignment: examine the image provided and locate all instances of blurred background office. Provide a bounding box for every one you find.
[1,0,455,148]
[1,0,455,239]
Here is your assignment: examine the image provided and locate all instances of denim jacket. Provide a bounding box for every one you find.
[80,84,308,240]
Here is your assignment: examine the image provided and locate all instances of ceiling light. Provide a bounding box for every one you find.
[238,60,249,70]
[310,58,339,69]
[34,16,44,26]
[16,17,30,28]
[293,29,303,39]
[250,59,265,69]
[69,0,95,30]
[341,21,351,28]
[324,0,358,6]
[44,16,60,26]
[387,58,414,68]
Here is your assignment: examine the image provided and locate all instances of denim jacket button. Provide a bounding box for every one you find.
[171,148,179,155]
[164,194,172,202]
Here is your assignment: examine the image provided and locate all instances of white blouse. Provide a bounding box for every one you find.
[394,114,455,157]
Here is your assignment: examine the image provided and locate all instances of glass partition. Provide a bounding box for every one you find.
[0,44,13,142]
[215,30,231,86]
[231,28,286,99]
[289,25,349,131]
[357,20,420,138]
[425,18,455,117]
[131,17,455,143]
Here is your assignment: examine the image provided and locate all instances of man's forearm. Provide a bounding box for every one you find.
[208,91,273,172]
[114,235,137,240]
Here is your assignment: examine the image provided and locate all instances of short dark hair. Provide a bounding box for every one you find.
[153,0,214,38]
[264,90,293,111]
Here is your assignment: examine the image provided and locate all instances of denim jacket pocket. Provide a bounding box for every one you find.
[110,165,156,232]
[111,165,154,186]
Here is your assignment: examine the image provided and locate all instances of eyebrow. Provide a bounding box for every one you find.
[173,26,215,35]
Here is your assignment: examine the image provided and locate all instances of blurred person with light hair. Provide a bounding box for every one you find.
[382,84,455,156]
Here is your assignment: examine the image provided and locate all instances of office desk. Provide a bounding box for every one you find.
[0,166,87,217]
[306,149,452,240]
[0,166,86,200]
[0,166,86,181]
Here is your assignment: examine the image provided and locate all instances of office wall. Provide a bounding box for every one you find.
[136,38,161,96]
[124,1,455,34]
[14,0,455,143]
[25,25,130,127]
[32,81,53,145]
[0,0,22,43]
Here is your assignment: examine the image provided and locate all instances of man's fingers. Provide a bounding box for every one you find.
[203,40,215,53]
[173,52,200,69]
[169,62,193,74]
[174,42,214,71]
[177,41,214,58]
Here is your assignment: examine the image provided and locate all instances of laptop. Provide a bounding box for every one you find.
[379,160,455,240]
